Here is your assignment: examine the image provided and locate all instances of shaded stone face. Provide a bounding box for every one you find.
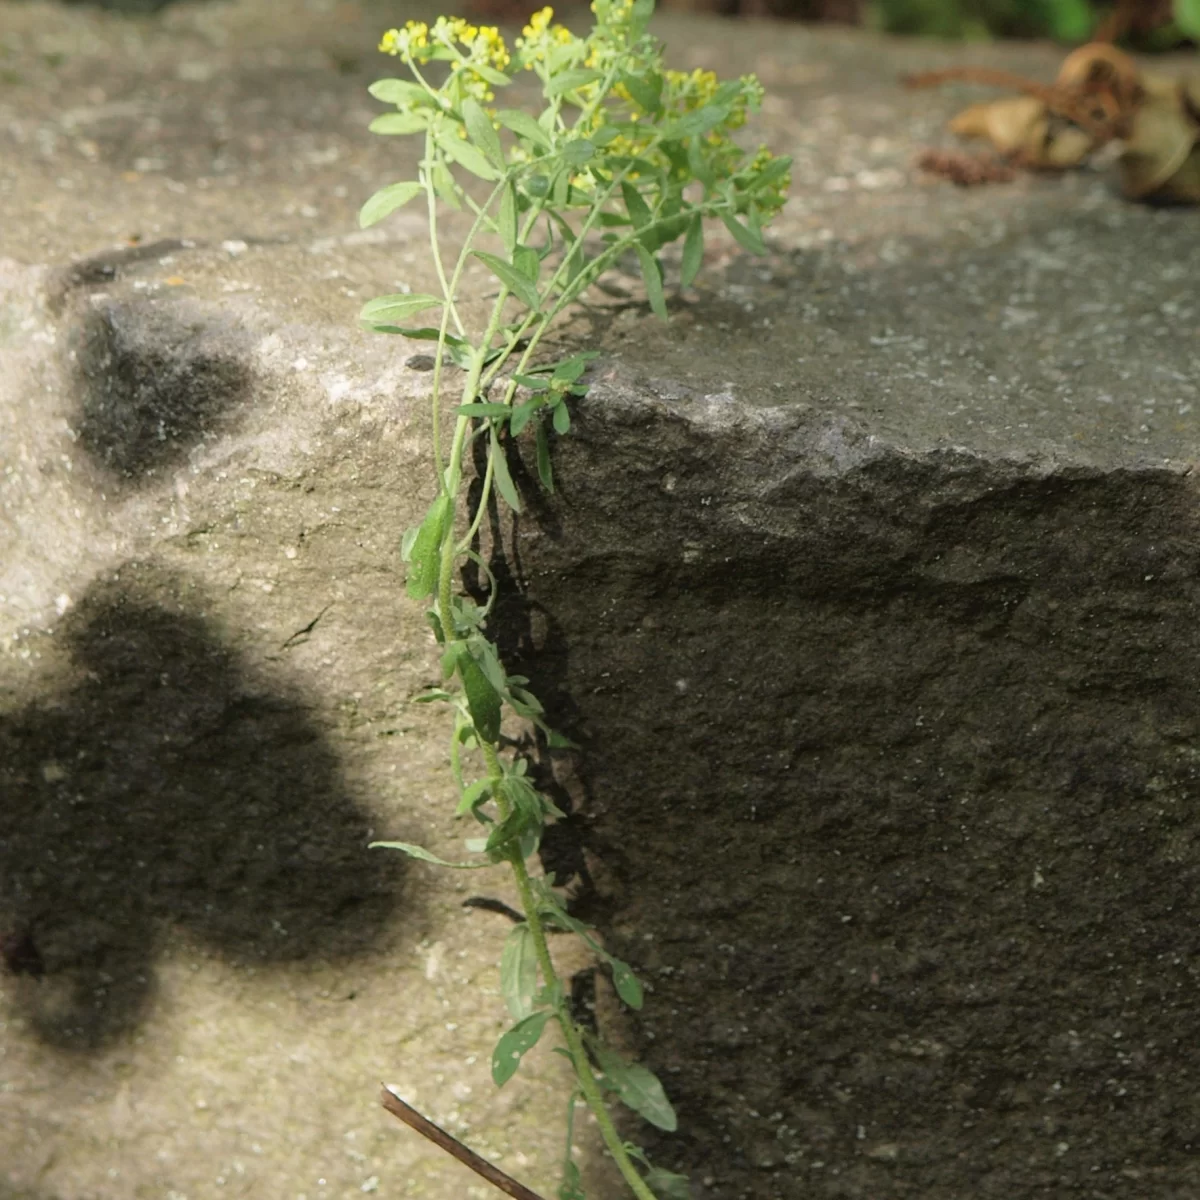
[493,396,1200,1195]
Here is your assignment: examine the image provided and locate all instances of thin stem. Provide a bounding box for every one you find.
[478,742,659,1200]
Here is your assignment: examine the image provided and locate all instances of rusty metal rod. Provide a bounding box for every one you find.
[379,1085,549,1200]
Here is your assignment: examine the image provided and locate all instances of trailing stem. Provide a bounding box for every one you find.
[358,3,791,1197]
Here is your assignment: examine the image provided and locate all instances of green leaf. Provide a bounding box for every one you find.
[495,108,552,150]
[472,250,542,311]
[645,1167,692,1199]
[610,957,644,1009]
[358,180,423,229]
[383,327,472,366]
[500,923,538,1019]
[545,68,601,97]
[620,70,663,114]
[459,651,502,743]
[436,126,501,180]
[499,181,518,255]
[552,401,571,436]
[551,351,599,385]
[454,777,492,817]
[634,244,668,321]
[663,104,729,140]
[720,212,767,256]
[462,96,506,171]
[490,427,523,514]
[510,399,540,437]
[558,1160,586,1200]
[359,293,443,329]
[368,841,491,869]
[405,494,451,600]
[591,1042,678,1131]
[492,1010,552,1086]
[551,168,570,207]
[432,162,462,209]
[747,155,792,193]
[525,173,551,198]
[456,402,513,420]
[472,62,512,86]
[562,138,596,167]
[621,181,653,230]
[535,421,554,492]
[368,111,429,135]
[368,78,432,106]
[680,213,704,288]
[512,244,541,285]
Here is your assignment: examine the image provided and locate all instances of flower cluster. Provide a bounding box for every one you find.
[380,16,511,103]
[516,5,576,65]
[378,20,429,58]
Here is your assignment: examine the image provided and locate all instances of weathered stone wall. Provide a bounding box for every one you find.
[2,1,1199,1198]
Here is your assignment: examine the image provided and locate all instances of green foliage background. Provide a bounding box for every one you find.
[869,0,1200,45]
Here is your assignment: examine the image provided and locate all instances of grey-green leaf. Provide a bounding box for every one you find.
[544,68,601,98]
[562,138,595,167]
[368,111,429,135]
[473,62,512,87]
[472,250,541,311]
[619,70,663,115]
[494,108,552,150]
[436,126,501,181]
[512,244,541,284]
[489,427,523,514]
[634,244,668,321]
[720,212,767,256]
[510,398,540,437]
[592,1042,678,1131]
[621,181,652,230]
[500,923,538,1019]
[558,1160,586,1200]
[368,78,431,105]
[405,493,451,600]
[454,777,492,817]
[680,213,704,288]
[360,293,444,328]
[535,421,553,492]
[368,840,491,869]
[459,651,502,743]
[499,181,518,255]
[609,957,644,1009]
[645,1167,692,1199]
[359,180,424,229]
[492,1010,552,1086]
[462,96,506,171]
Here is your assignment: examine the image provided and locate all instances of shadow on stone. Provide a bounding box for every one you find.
[69,298,254,482]
[0,562,402,1052]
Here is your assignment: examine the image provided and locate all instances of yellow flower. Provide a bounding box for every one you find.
[523,6,555,39]
[379,20,430,58]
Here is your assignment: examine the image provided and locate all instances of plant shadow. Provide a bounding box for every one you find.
[0,561,403,1052]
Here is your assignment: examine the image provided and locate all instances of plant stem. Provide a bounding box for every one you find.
[478,745,660,1200]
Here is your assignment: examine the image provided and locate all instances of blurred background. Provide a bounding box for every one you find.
[27,0,1200,47]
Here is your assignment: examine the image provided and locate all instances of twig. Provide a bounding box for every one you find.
[378,1086,550,1200]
